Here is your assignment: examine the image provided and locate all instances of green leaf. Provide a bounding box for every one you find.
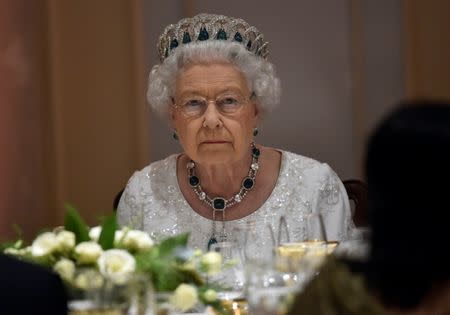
[151,260,184,291]
[0,241,16,252]
[197,285,232,315]
[158,233,189,258]
[135,248,159,272]
[174,264,204,286]
[98,215,117,250]
[64,204,89,243]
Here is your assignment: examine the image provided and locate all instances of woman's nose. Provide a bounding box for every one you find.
[203,102,222,129]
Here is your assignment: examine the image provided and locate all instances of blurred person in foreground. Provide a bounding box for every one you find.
[0,253,68,314]
[289,101,450,315]
[117,13,353,252]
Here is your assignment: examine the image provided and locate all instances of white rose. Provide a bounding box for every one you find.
[170,284,199,312]
[22,246,32,255]
[203,289,218,302]
[114,229,125,245]
[56,230,75,252]
[74,241,103,264]
[31,232,59,257]
[97,249,136,284]
[121,230,154,251]
[201,252,222,275]
[7,246,31,256]
[53,258,75,281]
[88,226,102,241]
[74,269,104,290]
[4,247,21,256]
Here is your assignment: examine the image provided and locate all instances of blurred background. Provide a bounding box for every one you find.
[1,0,449,241]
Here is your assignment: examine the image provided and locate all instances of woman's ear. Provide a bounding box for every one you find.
[254,105,260,119]
[250,93,261,121]
[253,102,261,123]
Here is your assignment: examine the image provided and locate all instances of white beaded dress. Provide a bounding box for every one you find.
[117,151,354,252]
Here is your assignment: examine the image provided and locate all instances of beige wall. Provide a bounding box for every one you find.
[46,0,149,225]
[0,0,51,240]
[0,0,149,240]
[404,0,450,100]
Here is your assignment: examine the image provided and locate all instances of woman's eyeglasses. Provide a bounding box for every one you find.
[173,92,254,117]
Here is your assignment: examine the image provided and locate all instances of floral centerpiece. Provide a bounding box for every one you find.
[2,205,224,314]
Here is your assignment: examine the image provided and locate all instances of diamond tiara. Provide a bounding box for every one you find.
[157,13,269,63]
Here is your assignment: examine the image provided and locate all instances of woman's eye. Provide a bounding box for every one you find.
[218,97,239,106]
[185,99,204,107]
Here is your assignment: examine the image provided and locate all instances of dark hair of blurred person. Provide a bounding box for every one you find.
[365,100,450,313]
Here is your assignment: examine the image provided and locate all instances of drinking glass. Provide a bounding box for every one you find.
[334,227,370,260]
[209,241,248,315]
[276,213,334,282]
[242,220,276,267]
[246,259,301,315]
[67,269,152,315]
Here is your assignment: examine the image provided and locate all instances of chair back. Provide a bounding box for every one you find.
[113,188,125,212]
[343,179,368,227]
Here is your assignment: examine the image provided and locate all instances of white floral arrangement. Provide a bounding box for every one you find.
[2,205,224,313]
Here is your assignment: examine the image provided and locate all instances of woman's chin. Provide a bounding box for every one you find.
[194,146,236,164]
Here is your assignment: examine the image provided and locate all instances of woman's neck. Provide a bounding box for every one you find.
[192,153,253,198]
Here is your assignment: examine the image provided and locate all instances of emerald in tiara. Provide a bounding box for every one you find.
[157,13,269,63]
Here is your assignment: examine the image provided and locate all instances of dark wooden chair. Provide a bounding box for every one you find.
[113,188,125,212]
[343,179,368,227]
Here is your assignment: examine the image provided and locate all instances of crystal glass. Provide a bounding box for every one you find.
[246,259,301,315]
[209,241,248,315]
[154,292,173,315]
[241,221,276,267]
[334,227,370,260]
[276,213,335,282]
[67,269,152,315]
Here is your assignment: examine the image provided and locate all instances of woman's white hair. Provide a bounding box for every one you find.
[147,41,281,117]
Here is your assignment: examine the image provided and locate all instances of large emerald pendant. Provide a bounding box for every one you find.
[213,198,226,210]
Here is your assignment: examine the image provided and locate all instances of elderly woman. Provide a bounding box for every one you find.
[117,13,353,251]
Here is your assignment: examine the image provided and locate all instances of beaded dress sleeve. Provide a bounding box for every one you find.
[117,171,146,231]
[309,163,354,240]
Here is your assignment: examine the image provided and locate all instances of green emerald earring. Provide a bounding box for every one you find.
[173,131,179,140]
[253,127,259,137]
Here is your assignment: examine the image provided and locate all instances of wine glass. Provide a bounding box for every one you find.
[242,220,276,267]
[302,213,329,271]
[209,241,247,315]
[246,257,301,315]
[276,213,332,281]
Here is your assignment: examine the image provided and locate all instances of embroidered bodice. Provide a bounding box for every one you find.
[117,150,354,252]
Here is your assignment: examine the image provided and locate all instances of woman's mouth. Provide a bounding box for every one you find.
[202,140,229,144]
